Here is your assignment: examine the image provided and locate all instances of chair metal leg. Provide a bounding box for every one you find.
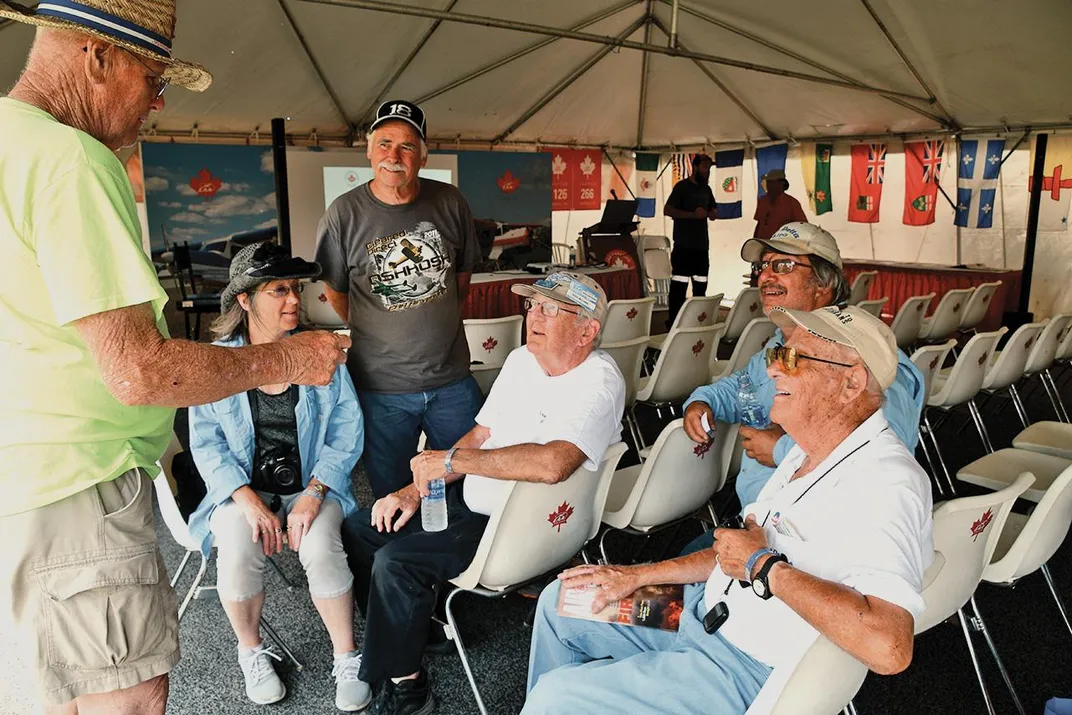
[267,556,296,590]
[956,607,998,715]
[177,554,209,621]
[260,615,304,671]
[967,399,995,454]
[630,407,647,451]
[844,700,860,715]
[1041,563,1072,640]
[706,501,719,525]
[444,588,490,715]
[171,550,193,589]
[917,426,945,496]
[1007,384,1031,429]
[923,411,957,495]
[969,596,1026,715]
[598,528,613,566]
[1043,369,1070,422]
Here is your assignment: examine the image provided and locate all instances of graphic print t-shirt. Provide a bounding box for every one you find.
[315,180,481,393]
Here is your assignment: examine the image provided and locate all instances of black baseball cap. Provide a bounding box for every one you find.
[692,153,713,167]
[370,100,427,141]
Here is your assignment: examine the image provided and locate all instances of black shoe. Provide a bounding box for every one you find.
[425,620,455,655]
[369,670,435,715]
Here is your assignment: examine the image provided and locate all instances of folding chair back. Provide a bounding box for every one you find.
[847,270,878,306]
[670,294,724,332]
[928,328,1005,408]
[601,337,648,407]
[959,281,1003,331]
[747,636,868,715]
[551,243,573,265]
[464,315,523,367]
[890,293,935,350]
[982,322,1044,391]
[302,280,347,328]
[153,433,198,552]
[910,339,957,403]
[711,318,777,381]
[602,297,655,343]
[1024,314,1072,376]
[855,297,887,318]
[721,287,763,342]
[919,288,975,342]
[637,325,721,405]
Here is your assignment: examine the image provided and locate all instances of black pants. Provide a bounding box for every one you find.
[668,245,710,326]
[341,483,489,682]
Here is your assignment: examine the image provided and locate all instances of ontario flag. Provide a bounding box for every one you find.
[848,143,886,223]
[714,148,743,219]
[903,140,945,226]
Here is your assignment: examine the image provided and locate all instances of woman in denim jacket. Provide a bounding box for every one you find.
[187,242,368,710]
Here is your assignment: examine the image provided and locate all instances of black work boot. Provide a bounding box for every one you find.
[369,669,434,715]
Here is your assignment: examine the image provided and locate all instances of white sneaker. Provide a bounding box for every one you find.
[332,652,372,711]
[238,644,286,705]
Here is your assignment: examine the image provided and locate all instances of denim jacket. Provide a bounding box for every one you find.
[187,335,363,556]
[684,327,925,508]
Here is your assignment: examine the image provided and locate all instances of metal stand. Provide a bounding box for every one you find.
[1042,563,1072,639]
[922,410,958,495]
[966,597,1026,715]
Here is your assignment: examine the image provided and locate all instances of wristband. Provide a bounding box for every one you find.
[745,547,778,580]
[303,483,326,502]
[444,447,458,474]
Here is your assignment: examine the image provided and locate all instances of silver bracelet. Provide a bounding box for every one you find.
[444,447,458,474]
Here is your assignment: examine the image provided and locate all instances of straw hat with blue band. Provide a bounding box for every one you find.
[0,0,212,91]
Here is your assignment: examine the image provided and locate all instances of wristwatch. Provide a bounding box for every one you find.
[304,482,327,501]
[751,553,789,600]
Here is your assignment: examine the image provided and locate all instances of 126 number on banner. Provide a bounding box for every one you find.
[554,188,569,201]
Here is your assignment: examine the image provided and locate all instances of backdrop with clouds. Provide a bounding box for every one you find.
[143,144,278,252]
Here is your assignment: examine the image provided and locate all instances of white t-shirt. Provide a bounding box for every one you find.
[463,347,625,516]
[703,411,934,671]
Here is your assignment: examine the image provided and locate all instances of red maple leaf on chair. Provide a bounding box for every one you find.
[698,312,708,323]
[970,508,994,541]
[317,292,328,303]
[692,340,705,355]
[547,502,574,532]
[482,337,498,353]
[626,308,638,321]
[693,441,712,458]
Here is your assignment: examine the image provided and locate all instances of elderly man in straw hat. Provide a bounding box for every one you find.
[524,307,933,714]
[0,1,349,712]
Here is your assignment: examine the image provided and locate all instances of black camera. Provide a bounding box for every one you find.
[255,449,302,492]
[717,514,744,531]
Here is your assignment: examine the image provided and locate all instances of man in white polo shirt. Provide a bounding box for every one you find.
[342,271,625,715]
[523,305,933,715]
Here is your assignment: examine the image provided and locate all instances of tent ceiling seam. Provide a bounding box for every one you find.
[297,0,932,103]
[275,0,351,131]
[636,6,653,147]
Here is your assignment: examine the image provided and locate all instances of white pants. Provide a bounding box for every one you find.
[210,492,352,601]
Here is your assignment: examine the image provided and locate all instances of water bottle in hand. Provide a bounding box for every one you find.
[737,373,770,429]
[421,478,448,532]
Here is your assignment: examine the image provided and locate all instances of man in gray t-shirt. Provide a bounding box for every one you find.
[314,99,483,498]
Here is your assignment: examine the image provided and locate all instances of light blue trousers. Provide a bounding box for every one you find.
[523,581,771,715]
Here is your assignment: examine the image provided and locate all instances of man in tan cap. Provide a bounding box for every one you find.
[342,271,624,714]
[753,169,807,240]
[0,1,348,712]
[524,305,933,715]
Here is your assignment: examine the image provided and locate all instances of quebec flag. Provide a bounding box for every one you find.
[714,149,744,219]
[955,138,1005,228]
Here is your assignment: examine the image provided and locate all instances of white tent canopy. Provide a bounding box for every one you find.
[3,0,1071,147]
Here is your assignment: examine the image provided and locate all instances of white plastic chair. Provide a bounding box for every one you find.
[152,433,304,668]
[602,297,655,344]
[600,419,729,562]
[710,318,777,382]
[302,280,347,329]
[464,315,523,368]
[746,636,868,715]
[1012,421,1072,460]
[551,242,573,265]
[642,237,672,308]
[918,287,975,343]
[847,270,878,306]
[889,293,936,350]
[648,294,724,351]
[1040,314,1072,422]
[854,297,887,318]
[444,443,628,715]
[601,336,649,451]
[957,448,1072,503]
[910,339,958,495]
[914,474,1033,715]
[979,322,1045,428]
[921,328,1006,494]
[721,287,763,343]
[636,325,721,421]
[959,281,1003,333]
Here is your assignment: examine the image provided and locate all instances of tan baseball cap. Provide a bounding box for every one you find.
[741,222,843,269]
[768,305,898,390]
[511,271,609,323]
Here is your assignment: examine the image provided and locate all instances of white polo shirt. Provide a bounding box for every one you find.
[463,347,625,516]
[704,411,934,671]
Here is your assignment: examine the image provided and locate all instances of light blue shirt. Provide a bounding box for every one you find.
[684,328,925,508]
[187,335,363,556]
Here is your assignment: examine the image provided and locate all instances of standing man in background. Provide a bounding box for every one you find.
[663,153,718,328]
[315,100,484,499]
[0,2,348,713]
[753,169,807,240]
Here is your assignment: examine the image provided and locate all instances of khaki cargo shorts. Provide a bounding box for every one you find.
[0,468,180,705]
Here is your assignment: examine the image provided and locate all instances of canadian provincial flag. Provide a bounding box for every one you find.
[635,152,659,217]
[714,149,744,219]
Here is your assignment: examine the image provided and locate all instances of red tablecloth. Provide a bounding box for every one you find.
[463,267,642,319]
[843,260,1022,332]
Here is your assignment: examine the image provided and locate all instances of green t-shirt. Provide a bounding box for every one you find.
[0,97,173,516]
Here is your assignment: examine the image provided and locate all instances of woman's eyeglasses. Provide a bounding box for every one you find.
[524,297,581,318]
[260,284,304,300]
[752,258,812,275]
[764,344,855,373]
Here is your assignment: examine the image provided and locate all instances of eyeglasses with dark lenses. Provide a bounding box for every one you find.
[260,284,304,299]
[752,259,812,275]
[523,297,581,318]
[764,344,855,373]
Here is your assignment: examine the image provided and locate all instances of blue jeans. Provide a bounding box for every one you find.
[357,375,483,498]
[524,581,770,714]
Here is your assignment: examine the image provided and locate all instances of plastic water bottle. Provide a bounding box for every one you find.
[421,478,448,532]
[738,373,770,429]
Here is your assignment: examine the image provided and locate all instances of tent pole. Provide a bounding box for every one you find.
[494,17,647,144]
[668,0,679,48]
[636,7,653,147]
[649,16,776,140]
[275,0,351,129]
[856,0,959,129]
[656,0,949,128]
[355,0,458,127]
[413,0,641,106]
[271,118,292,256]
[299,0,931,103]
[1019,133,1046,317]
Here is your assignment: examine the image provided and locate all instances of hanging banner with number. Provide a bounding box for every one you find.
[549,148,602,211]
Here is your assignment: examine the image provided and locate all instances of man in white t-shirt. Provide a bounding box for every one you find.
[523,306,933,715]
[342,271,625,714]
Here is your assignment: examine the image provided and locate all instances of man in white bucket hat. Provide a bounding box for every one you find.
[0,1,350,712]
